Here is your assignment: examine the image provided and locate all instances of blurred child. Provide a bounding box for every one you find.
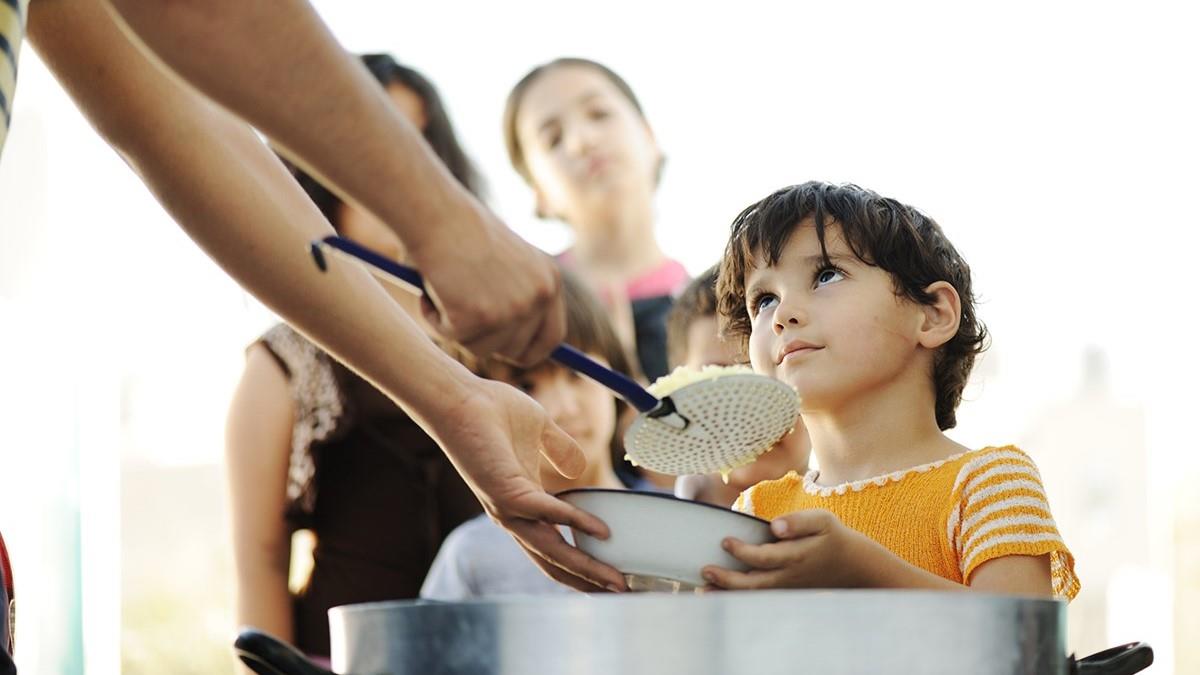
[668,266,811,507]
[420,274,633,599]
[704,182,1078,600]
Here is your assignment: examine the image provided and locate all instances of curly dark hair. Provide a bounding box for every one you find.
[716,181,988,430]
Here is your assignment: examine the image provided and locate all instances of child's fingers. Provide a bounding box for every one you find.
[701,564,782,590]
[770,509,836,539]
[722,536,809,570]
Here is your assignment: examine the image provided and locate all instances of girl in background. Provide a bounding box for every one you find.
[504,57,688,490]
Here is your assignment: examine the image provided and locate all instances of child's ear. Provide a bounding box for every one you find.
[917,281,961,349]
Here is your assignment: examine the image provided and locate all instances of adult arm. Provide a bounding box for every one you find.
[102,0,565,364]
[26,0,624,592]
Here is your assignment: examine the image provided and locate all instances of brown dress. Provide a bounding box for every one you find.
[258,325,482,657]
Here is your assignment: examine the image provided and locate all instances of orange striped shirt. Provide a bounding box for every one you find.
[734,445,1079,600]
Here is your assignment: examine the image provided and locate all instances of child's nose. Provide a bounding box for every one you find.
[565,123,598,156]
[772,302,808,335]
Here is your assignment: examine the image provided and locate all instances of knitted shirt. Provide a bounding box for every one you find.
[734,445,1079,600]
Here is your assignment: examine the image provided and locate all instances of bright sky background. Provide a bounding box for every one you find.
[2,0,1197,466]
[0,0,1198,671]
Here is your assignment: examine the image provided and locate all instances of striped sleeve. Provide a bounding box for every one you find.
[948,447,1079,600]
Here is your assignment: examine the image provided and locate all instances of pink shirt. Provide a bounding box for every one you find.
[556,250,690,301]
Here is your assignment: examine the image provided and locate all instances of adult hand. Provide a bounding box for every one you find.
[701,509,883,590]
[409,207,566,366]
[430,377,627,592]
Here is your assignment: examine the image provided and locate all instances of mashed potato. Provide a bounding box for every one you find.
[646,364,755,397]
[636,364,764,481]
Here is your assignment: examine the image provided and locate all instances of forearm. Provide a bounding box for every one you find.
[27,0,480,427]
[854,539,966,592]
[234,560,294,641]
[120,110,480,420]
[102,0,485,251]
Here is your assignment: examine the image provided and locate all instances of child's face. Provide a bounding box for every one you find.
[511,355,618,480]
[514,65,661,224]
[683,316,742,370]
[684,315,808,503]
[744,222,927,409]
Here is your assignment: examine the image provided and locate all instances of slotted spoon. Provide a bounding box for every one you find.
[310,235,799,476]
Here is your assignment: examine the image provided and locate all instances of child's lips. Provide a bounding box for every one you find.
[777,341,823,365]
[583,154,613,177]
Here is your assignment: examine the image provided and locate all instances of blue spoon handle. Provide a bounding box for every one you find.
[311,236,662,413]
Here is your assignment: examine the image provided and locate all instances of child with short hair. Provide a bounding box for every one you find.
[668,266,811,508]
[704,182,1078,599]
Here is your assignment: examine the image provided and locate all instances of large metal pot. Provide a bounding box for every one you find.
[235,590,1152,675]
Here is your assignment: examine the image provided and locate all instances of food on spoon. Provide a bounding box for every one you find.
[646,364,756,398]
[636,365,768,482]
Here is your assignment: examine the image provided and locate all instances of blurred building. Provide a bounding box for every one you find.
[121,460,235,673]
[1021,348,1152,659]
[1176,487,1199,673]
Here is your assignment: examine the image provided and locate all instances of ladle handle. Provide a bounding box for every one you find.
[234,629,335,675]
[311,236,661,413]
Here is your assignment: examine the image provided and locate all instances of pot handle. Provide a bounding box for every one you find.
[1072,641,1153,675]
[234,628,338,675]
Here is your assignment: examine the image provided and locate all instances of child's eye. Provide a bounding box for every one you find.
[517,379,536,394]
[588,107,611,121]
[815,267,845,288]
[750,292,778,316]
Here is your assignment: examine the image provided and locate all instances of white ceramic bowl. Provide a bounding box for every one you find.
[557,488,774,591]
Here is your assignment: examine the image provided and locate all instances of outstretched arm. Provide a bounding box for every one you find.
[102,0,566,364]
[27,0,625,593]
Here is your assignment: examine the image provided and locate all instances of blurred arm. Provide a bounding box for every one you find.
[101,0,567,362]
[26,0,482,422]
[226,345,296,646]
[104,0,473,252]
[26,0,624,593]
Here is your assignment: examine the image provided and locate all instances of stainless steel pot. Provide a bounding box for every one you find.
[235,590,1152,675]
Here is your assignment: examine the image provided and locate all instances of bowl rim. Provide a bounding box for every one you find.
[554,487,771,526]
